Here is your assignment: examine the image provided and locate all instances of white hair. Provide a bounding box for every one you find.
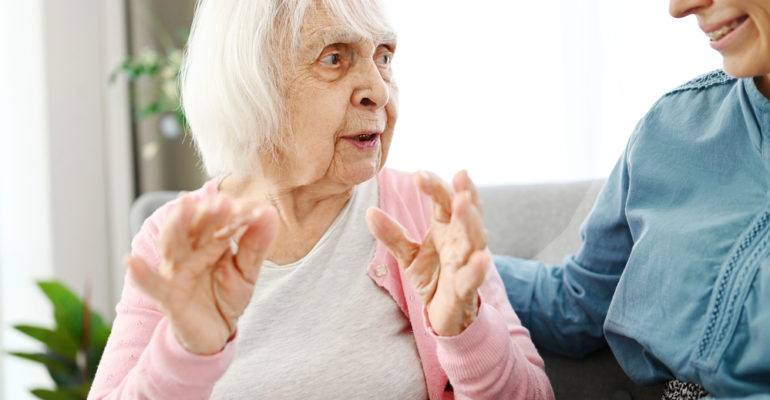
[181,0,393,177]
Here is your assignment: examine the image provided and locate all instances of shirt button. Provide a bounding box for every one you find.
[375,264,387,277]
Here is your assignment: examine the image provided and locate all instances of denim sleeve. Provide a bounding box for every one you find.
[495,137,636,358]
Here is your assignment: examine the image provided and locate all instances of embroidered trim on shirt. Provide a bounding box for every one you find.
[693,205,770,371]
[665,69,735,97]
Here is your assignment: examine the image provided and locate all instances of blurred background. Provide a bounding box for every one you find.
[0,0,719,398]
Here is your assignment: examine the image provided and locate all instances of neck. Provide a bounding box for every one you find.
[756,74,770,100]
[219,172,354,265]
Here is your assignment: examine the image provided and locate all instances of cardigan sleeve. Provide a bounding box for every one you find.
[88,203,235,400]
[375,167,554,399]
[375,168,554,399]
[428,260,555,400]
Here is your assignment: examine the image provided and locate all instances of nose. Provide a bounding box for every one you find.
[351,60,389,111]
[669,0,711,18]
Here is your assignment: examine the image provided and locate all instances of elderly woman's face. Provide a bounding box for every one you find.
[278,3,398,189]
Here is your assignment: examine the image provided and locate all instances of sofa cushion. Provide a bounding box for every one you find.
[479,180,662,399]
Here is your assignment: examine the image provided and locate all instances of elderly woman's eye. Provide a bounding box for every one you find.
[320,53,341,66]
[377,52,393,66]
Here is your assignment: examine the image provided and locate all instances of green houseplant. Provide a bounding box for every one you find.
[110,28,188,161]
[110,45,186,129]
[8,281,111,400]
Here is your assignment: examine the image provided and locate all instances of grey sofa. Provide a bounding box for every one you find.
[127,179,663,399]
[479,180,662,400]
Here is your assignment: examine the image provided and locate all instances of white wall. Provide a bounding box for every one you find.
[0,1,132,399]
[0,0,57,398]
[385,0,722,184]
[42,0,133,321]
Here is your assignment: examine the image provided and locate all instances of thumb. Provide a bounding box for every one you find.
[366,207,420,269]
[235,205,279,284]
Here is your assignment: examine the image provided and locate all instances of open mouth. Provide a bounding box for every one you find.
[707,16,748,41]
[342,132,381,150]
[351,133,378,142]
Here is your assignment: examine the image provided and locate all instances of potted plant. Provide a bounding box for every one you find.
[110,29,188,161]
[7,281,111,400]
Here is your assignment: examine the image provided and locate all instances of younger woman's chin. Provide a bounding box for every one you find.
[722,57,770,79]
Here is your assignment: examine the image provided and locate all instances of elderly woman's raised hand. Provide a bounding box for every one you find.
[124,193,279,355]
[367,171,489,336]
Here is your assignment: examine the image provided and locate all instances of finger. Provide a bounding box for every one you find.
[211,207,256,240]
[452,170,483,214]
[169,193,197,238]
[235,205,279,284]
[200,196,265,245]
[191,195,234,249]
[125,255,167,303]
[212,254,253,326]
[211,202,258,240]
[414,171,453,224]
[452,190,489,251]
[164,196,230,274]
[159,195,198,261]
[194,197,267,264]
[366,207,420,269]
[454,250,490,301]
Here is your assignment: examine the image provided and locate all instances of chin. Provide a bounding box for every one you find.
[348,168,379,186]
[722,55,769,79]
[722,63,752,78]
[341,162,381,187]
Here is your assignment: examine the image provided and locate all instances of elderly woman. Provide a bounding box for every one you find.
[89,0,553,399]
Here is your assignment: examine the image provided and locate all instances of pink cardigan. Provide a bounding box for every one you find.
[89,168,554,399]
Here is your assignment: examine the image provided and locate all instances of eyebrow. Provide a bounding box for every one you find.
[304,27,398,53]
[379,31,398,46]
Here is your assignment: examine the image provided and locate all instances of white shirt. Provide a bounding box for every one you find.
[210,177,428,399]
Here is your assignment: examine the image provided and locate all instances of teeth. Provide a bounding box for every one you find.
[707,19,740,41]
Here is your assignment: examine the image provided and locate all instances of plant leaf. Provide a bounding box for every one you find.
[89,314,111,349]
[62,382,92,399]
[138,101,164,119]
[30,388,81,400]
[13,325,79,360]
[8,352,77,376]
[37,282,84,346]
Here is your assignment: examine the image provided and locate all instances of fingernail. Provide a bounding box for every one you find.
[212,226,232,239]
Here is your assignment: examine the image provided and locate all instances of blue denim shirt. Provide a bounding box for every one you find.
[495,70,770,397]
